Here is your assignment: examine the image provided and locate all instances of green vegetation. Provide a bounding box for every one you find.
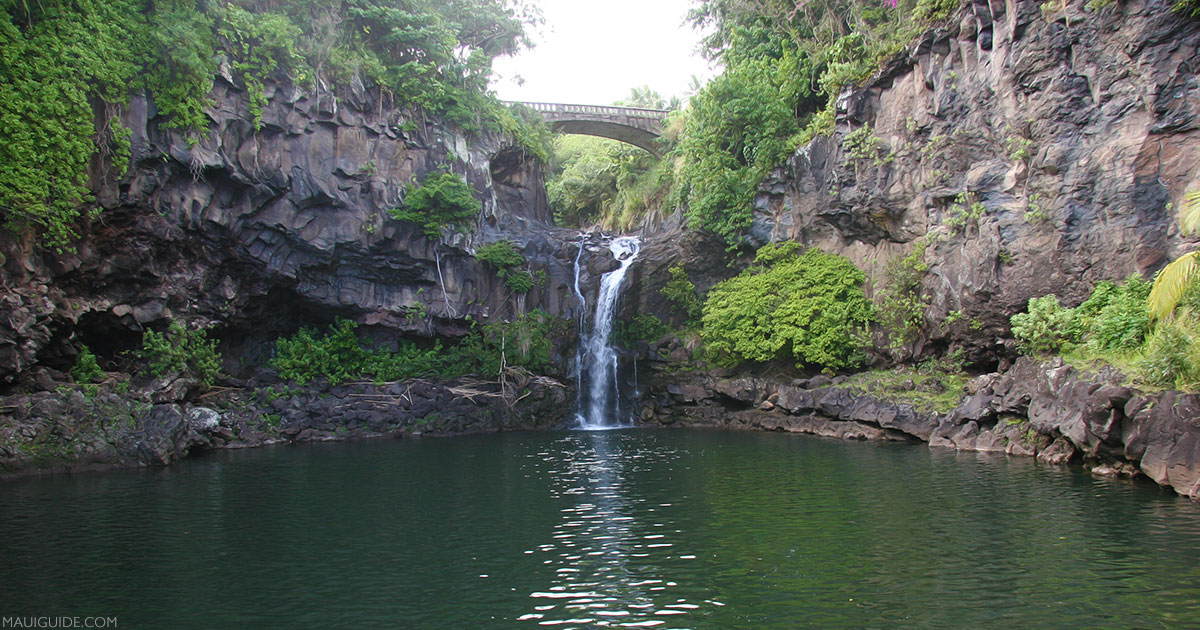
[475,239,535,293]
[700,243,873,370]
[137,321,222,386]
[546,135,672,231]
[878,239,930,351]
[614,314,670,347]
[390,172,481,238]
[842,357,968,413]
[1,0,537,250]
[676,0,956,246]
[1148,191,1200,320]
[270,312,564,385]
[71,345,104,384]
[1011,276,1200,391]
[661,264,704,323]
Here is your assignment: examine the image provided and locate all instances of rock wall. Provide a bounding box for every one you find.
[634,0,1200,366]
[0,74,608,386]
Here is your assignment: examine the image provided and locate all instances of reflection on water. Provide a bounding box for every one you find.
[520,432,713,627]
[1,429,1198,629]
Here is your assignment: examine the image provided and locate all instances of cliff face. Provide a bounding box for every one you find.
[0,74,596,385]
[636,0,1200,367]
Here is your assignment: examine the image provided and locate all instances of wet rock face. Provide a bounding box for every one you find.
[0,76,580,385]
[635,0,1200,367]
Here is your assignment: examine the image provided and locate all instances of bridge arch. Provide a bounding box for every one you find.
[507,102,669,156]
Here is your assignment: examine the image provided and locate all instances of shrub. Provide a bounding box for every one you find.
[661,265,702,322]
[1138,318,1200,390]
[1011,295,1077,354]
[700,243,873,370]
[271,312,566,385]
[390,172,481,237]
[878,239,930,351]
[138,321,222,386]
[475,239,535,293]
[614,314,670,347]
[1074,277,1151,352]
[71,345,104,384]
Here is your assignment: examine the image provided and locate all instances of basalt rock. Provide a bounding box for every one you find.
[0,73,614,387]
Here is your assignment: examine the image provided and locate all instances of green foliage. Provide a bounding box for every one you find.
[614,314,670,347]
[1174,0,1200,18]
[476,240,525,268]
[844,124,894,165]
[0,0,140,250]
[878,239,930,351]
[1,0,536,250]
[1025,193,1053,225]
[1074,277,1152,352]
[546,134,670,231]
[673,51,812,246]
[677,0,954,245]
[661,264,703,323]
[913,0,960,21]
[843,357,969,413]
[1148,192,1200,320]
[1011,295,1077,354]
[138,321,222,386]
[700,243,873,369]
[475,239,535,293]
[71,345,104,384]
[390,172,481,237]
[271,312,564,385]
[1137,316,1200,391]
[1013,276,1153,357]
[943,193,986,236]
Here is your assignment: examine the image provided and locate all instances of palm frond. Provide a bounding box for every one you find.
[1149,251,1200,320]
[1181,189,1200,235]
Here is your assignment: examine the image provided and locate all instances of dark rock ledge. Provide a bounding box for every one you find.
[0,375,572,478]
[642,357,1200,501]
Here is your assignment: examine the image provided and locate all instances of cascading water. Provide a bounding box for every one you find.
[574,235,641,430]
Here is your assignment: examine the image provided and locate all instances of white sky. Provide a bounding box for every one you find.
[491,0,715,106]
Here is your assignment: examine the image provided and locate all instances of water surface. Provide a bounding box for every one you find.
[2,429,1198,628]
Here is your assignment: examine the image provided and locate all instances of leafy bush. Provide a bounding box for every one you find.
[138,321,222,386]
[700,243,873,370]
[1074,277,1151,352]
[390,173,481,237]
[1011,295,1077,354]
[661,265,703,323]
[71,345,104,384]
[475,239,535,292]
[878,239,930,351]
[614,314,670,347]
[1137,317,1200,391]
[271,312,565,385]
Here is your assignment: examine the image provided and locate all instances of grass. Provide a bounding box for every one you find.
[840,363,970,414]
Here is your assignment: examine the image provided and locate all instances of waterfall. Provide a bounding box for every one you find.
[575,235,642,430]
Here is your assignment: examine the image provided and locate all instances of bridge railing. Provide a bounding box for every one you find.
[503,101,669,119]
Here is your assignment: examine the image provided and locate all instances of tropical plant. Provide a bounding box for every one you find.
[390,172,481,237]
[138,321,222,386]
[700,243,873,369]
[1147,191,1200,320]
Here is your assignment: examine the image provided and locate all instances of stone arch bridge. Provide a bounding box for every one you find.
[507,102,669,155]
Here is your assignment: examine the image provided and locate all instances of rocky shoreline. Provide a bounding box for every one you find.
[640,356,1200,501]
[0,373,573,478]
[2,353,1199,504]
